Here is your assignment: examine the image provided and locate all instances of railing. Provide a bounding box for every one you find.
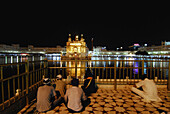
[0,60,48,112]
[48,59,170,89]
[0,58,170,112]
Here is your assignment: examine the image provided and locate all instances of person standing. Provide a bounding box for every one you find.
[36,78,57,113]
[64,78,87,113]
[131,74,162,102]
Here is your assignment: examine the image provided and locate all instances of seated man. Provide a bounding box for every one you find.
[53,74,66,104]
[81,68,98,96]
[36,78,58,113]
[131,74,162,102]
[54,74,66,97]
[64,78,87,113]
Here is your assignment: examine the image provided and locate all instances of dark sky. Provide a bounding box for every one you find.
[1,10,170,50]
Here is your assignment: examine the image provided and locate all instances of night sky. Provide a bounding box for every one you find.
[1,10,170,50]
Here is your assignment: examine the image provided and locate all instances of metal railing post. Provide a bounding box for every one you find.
[17,64,20,89]
[43,59,47,78]
[46,59,48,77]
[168,60,170,91]
[1,66,4,110]
[142,60,144,75]
[75,58,77,79]
[25,60,29,106]
[114,60,117,90]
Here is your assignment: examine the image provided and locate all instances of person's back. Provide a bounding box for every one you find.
[36,78,57,112]
[65,86,86,111]
[37,85,56,112]
[82,68,98,96]
[131,74,161,102]
[64,78,87,113]
[82,77,97,95]
[55,80,66,97]
[139,78,160,101]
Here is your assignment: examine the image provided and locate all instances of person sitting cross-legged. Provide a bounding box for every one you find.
[53,74,66,105]
[131,74,162,102]
[36,78,58,113]
[64,78,87,113]
[81,68,98,96]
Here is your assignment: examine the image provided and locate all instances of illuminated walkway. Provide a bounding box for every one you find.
[18,85,170,114]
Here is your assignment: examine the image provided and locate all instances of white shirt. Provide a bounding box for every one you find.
[64,86,87,111]
[136,78,162,101]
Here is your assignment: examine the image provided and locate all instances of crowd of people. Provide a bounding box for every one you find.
[36,68,162,113]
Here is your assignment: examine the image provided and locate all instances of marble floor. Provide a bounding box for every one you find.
[18,86,170,114]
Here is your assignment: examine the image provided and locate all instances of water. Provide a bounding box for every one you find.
[0,55,44,64]
[0,54,170,79]
[46,55,170,80]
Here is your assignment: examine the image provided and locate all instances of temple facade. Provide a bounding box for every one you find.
[65,34,88,59]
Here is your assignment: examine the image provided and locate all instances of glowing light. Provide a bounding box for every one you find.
[134,43,140,46]
[10,56,13,63]
[70,43,81,46]
[20,53,29,56]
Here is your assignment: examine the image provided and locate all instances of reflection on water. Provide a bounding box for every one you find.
[0,55,44,64]
[66,61,86,79]
[1,54,170,79]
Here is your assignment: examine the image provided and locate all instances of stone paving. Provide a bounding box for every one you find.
[19,85,170,114]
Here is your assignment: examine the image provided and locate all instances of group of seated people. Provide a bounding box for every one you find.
[36,68,162,113]
[36,68,98,113]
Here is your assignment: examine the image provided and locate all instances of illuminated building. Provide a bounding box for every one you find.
[65,34,88,59]
[64,34,88,78]
[138,41,170,55]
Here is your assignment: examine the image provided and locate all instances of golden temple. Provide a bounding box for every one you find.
[65,34,88,59]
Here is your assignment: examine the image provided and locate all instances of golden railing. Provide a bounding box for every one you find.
[0,60,48,112]
[0,59,170,112]
[48,59,170,89]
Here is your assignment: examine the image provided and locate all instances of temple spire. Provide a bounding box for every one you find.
[68,34,71,42]
[75,35,79,41]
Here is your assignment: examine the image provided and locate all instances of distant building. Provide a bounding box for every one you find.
[0,44,66,55]
[138,41,170,55]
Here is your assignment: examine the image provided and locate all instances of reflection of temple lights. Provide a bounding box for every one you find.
[133,62,139,74]
[17,56,19,63]
[20,56,22,62]
[60,61,63,67]
[10,56,13,63]
[40,56,43,60]
[66,61,86,78]
[108,57,111,65]
[128,57,134,66]
[88,61,92,67]
[32,56,34,61]
[53,56,57,60]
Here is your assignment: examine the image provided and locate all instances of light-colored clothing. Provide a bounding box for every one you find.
[64,86,87,112]
[55,80,66,97]
[36,85,56,112]
[131,78,162,102]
